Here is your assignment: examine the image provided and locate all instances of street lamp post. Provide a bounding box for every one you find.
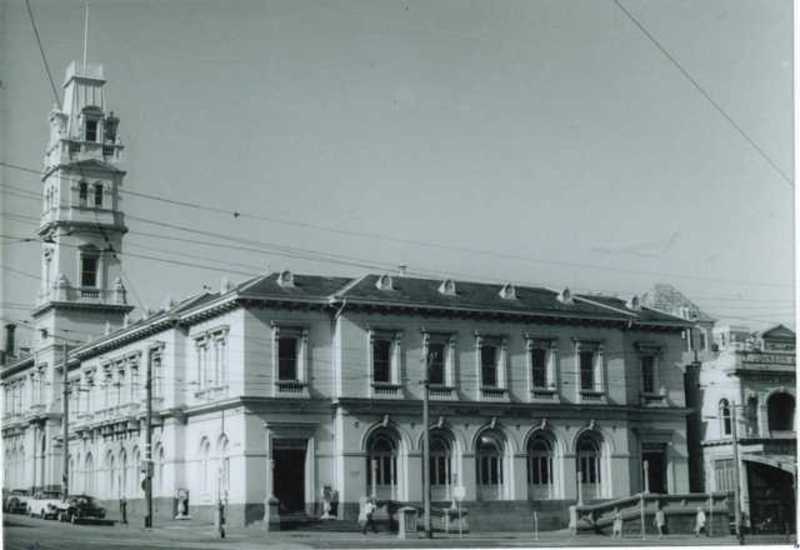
[422,351,433,539]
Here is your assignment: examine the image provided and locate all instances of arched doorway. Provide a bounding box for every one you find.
[527,432,556,500]
[428,430,454,502]
[476,430,505,501]
[576,431,604,502]
[366,429,399,501]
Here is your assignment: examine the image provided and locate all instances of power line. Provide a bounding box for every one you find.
[24,0,61,110]
[1,163,794,291]
[611,0,793,188]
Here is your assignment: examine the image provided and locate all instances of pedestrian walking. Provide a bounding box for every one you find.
[612,508,623,538]
[694,506,706,537]
[654,506,665,538]
[361,497,378,535]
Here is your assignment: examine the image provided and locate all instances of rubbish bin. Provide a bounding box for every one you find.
[397,506,418,540]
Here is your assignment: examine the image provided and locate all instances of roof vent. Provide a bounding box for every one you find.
[499,283,517,300]
[376,274,394,291]
[627,295,641,311]
[438,278,457,296]
[277,269,295,288]
[557,287,573,305]
[220,276,232,294]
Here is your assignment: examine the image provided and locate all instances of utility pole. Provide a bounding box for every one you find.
[61,340,69,500]
[731,405,743,544]
[422,351,432,538]
[144,348,153,528]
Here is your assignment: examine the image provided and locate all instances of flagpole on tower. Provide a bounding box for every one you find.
[82,2,89,71]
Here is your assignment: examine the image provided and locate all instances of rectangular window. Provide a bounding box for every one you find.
[641,355,656,394]
[579,351,595,390]
[481,345,498,387]
[278,336,297,380]
[372,339,391,384]
[531,348,547,388]
[85,119,98,142]
[94,184,103,207]
[81,255,98,287]
[714,459,735,493]
[427,342,445,385]
[79,182,88,207]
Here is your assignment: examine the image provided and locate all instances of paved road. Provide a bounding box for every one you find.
[4,514,795,549]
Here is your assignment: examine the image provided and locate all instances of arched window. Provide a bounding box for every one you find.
[768,393,795,432]
[366,430,398,500]
[429,431,453,502]
[153,444,165,497]
[119,450,128,498]
[106,452,116,499]
[17,446,25,489]
[69,455,75,494]
[527,433,554,500]
[577,432,603,501]
[476,430,505,501]
[217,435,230,500]
[85,453,94,494]
[720,399,732,436]
[131,447,140,497]
[200,438,211,494]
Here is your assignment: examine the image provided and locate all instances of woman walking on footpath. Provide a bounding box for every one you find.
[612,508,623,538]
[694,506,707,537]
[362,497,378,535]
[654,506,665,538]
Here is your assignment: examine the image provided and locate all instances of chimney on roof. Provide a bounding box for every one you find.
[4,323,16,362]
[220,276,232,293]
[397,264,407,277]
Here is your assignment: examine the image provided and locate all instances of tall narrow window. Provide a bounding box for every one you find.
[372,338,391,384]
[481,345,498,387]
[85,119,98,142]
[78,182,88,207]
[720,399,732,436]
[81,254,98,287]
[531,348,547,388]
[427,342,445,385]
[93,184,103,207]
[641,355,656,394]
[278,336,298,380]
[153,356,163,399]
[579,351,594,390]
[429,433,452,501]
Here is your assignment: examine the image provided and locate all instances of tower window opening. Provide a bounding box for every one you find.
[94,184,103,207]
[85,119,98,142]
[81,255,99,287]
[79,182,88,207]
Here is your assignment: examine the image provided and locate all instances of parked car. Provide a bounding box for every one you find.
[27,491,63,519]
[3,489,31,514]
[56,495,106,523]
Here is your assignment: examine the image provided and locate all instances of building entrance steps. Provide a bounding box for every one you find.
[570,492,732,536]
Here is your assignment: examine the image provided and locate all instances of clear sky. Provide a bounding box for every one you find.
[1,0,794,347]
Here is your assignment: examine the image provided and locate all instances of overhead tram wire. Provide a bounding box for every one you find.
[24,0,61,110]
[611,0,793,188]
[0,163,794,291]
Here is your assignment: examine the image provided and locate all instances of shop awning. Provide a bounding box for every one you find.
[741,453,797,476]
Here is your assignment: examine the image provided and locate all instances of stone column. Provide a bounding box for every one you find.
[262,425,280,531]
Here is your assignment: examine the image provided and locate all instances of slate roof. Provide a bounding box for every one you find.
[239,273,353,301]
[334,274,685,325]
